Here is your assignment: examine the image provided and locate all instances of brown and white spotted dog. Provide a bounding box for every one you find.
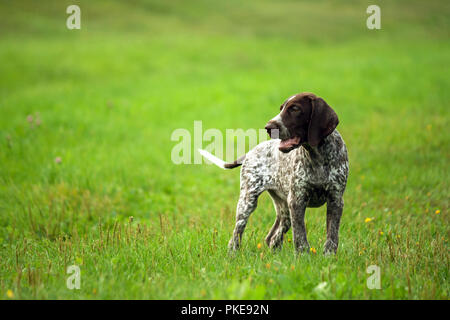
[200,92,349,254]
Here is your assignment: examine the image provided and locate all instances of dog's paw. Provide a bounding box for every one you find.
[293,242,310,254]
[227,238,240,251]
[323,240,338,255]
[268,237,284,250]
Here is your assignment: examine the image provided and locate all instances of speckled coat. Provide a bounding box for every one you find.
[228,130,349,254]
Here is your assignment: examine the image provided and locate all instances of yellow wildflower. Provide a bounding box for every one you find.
[257,243,262,250]
[6,290,14,299]
[364,217,373,223]
[310,247,317,254]
[435,209,440,215]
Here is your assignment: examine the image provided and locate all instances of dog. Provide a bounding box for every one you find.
[199,92,349,254]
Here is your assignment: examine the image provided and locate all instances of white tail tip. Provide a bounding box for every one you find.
[198,149,226,169]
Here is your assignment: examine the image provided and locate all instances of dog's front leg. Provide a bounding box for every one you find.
[288,193,310,253]
[324,196,344,255]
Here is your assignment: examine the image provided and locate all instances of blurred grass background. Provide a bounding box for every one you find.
[0,0,448,299]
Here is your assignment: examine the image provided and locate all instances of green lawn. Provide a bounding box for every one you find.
[0,0,448,299]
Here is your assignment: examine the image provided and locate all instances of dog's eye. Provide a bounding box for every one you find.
[290,105,301,113]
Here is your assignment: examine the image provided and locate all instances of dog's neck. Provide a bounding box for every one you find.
[302,133,333,164]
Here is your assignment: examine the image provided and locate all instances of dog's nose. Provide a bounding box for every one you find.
[265,121,279,138]
[265,122,277,131]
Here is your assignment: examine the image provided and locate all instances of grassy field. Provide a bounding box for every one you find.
[0,0,449,299]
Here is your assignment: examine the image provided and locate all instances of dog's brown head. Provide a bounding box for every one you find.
[265,92,339,153]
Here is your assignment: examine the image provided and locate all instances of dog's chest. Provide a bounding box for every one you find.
[278,148,328,185]
[277,141,347,195]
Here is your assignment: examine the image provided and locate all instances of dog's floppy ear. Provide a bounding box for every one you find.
[307,96,339,147]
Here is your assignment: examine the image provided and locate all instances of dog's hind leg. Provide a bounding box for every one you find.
[266,190,290,249]
[265,216,280,246]
[228,185,264,251]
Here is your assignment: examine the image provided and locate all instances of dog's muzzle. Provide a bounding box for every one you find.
[265,121,280,139]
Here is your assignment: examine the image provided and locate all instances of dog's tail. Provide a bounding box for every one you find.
[198,149,245,169]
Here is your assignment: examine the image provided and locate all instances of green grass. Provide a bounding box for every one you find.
[0,0,449,299]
